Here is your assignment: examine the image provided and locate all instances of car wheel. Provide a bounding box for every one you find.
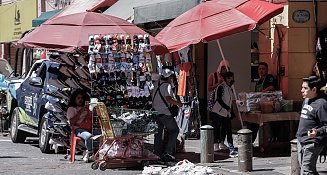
[39,115,51,153]
[10,107,27,143]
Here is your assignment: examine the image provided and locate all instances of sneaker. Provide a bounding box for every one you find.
[214,143,220,152]
[82,151,93,163]
[219,143,229,150]
[229,150,238,158]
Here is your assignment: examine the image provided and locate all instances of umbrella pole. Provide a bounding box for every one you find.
[216,40,244,128]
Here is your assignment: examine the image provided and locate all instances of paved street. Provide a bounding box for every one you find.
[1,134,327,175]
[0,135,142,175]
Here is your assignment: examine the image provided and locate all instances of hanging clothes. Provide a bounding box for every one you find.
[177,62,192,96]
[176,105,191,134]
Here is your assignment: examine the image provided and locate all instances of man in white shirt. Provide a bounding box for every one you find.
[152,68,182,161]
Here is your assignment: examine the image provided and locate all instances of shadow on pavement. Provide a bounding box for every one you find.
[0,156,27,159]
[252,168,275,172]
[252,146,290,158]
[175,152,200,163]
[174,150,233,164]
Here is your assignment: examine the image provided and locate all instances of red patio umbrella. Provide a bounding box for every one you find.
[17,12,168,55]
[155,0,284,52]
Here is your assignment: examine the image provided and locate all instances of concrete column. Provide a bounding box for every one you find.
[291,139,300,175]
[200,125,214,163]
[238,129,253,172]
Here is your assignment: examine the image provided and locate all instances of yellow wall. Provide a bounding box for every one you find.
[288,2,327,101]
[0,0,37,42]
[261,2,327,101]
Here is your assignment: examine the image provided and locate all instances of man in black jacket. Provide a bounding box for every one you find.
[297,76,327,175]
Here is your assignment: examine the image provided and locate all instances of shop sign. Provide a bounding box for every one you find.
[292,10,310,23]
[0,0,37,42]
[46,0,72,11]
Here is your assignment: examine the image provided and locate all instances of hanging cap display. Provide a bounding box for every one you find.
[161,68,174,78]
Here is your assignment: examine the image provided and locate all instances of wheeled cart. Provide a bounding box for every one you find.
[91,103,158,171]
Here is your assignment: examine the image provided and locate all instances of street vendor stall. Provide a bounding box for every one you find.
[238,91,300,155]
[87,33,161,170]
[158,46,202,139]
[15,12,169,162]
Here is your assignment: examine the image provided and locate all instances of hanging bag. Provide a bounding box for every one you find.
[207,72,219,112]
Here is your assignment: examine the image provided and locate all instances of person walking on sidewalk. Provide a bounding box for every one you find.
[152,68,182,161]
[211,72,238,158]
[297,76,327,175]
[208,60,230,151]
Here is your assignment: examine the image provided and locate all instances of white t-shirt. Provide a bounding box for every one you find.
[152,80,173,115]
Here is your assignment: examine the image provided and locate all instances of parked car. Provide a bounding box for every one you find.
[7,60,70,153]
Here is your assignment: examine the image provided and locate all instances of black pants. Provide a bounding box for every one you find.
[210,112,233,145]
[154,114,179,156]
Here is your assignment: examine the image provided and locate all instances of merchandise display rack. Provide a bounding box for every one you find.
[87,34,159,170]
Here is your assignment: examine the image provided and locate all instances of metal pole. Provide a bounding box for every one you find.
[238,129,253,172]
[216,40,244,128]
[203,43,208,125]
[291,139,300,175]
[200,125,214,163]
[7,43,11,65]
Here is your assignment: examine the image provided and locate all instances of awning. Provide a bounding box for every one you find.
[32,9,61,27]
[134,0,200,24]
[103,0,172,20]
[56,0,117,18]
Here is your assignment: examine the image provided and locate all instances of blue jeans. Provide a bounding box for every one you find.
[75,128,93,151]
[154,114,179,156]
[297,141,324,175]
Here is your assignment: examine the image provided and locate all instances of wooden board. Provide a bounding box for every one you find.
[95,102,115,139]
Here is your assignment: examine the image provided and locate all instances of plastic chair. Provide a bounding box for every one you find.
[69,127,82,163]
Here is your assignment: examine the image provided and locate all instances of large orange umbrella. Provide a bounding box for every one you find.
[155,0,284,53]
[18,12,168,55]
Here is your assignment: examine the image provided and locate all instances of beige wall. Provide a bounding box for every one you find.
[207,32,251,130]
[288,1,327,101]
[262,1,327,101]
[207,31,252,94]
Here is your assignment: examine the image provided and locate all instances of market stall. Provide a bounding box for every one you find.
[238,91,300,155]
[15,12,169,162]
[156,46,202,141]
[86,33,162,170]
